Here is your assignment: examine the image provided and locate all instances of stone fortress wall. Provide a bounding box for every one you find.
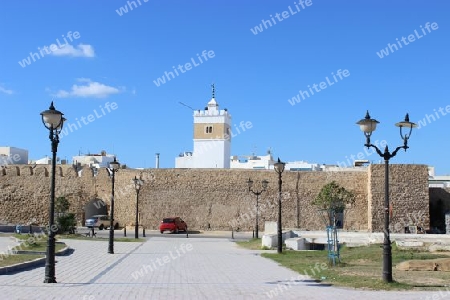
[0,164,430,233]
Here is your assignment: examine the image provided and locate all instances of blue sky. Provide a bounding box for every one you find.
[1,1,449,173]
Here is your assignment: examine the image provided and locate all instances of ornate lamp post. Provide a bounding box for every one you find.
[133,175,144,239]
[356,111,416,283]
[108,157,120,254]
[40,101,65,283]
[274,158,286,254]
[247,178,268,239]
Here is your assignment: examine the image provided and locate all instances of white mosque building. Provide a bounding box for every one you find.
[175,85,232,169]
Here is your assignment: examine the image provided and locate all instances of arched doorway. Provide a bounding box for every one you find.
[84,198,108,219]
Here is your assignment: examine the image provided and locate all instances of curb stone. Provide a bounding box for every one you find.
[0,245,72,275]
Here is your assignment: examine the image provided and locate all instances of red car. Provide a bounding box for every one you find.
[159,217,188,234]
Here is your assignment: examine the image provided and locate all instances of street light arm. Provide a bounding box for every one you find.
[248,180,268,196]
[366,144,406,161]
[390,145,406,158]
[366,143,384,158]
[249,188,263,196]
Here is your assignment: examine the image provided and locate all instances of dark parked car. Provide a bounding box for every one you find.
[159,217,187,234]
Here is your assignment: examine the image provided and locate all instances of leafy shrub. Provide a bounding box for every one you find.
[57,213,76,234]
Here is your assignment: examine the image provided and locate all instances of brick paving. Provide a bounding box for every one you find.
[0,237,443,299]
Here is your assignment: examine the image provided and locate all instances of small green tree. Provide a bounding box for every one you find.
[55,196,76,234]
[313,181,355,266]
[57,213,76,233]
[312,181,355,227]
[55,196,70,216]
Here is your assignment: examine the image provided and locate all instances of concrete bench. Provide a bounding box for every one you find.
[262,230,298,249]
[285,238,308,250]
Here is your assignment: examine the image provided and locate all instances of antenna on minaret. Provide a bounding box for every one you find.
[179,102,195,111]
[211,83,215,99]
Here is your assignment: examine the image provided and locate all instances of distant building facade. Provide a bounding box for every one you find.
[72,150,115,168]
[33,157,52,165]
[428,166,450,188]
[230,153,274,169]
[0,146,28,165]
[230,152,322,171]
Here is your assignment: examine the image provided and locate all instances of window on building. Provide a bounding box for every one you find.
[205,126,213,133]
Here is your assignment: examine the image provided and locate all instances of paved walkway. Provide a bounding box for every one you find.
[0,237,446,299]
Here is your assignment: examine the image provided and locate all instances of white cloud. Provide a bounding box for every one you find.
[54,90,71,98]
[53,79,122,98]
[51,44,95,57]
[0,85,13,95]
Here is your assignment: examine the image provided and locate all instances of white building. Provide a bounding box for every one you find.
[33,157,52,165]
[230,153,274,169]
[176,86,232,168]
[0,146,28,165]
[320,160,370,172]
[230,151,322,171]
[29,156,70,165]
[285,161,322,171]
[428,166,450,188]
[72,150,115,168]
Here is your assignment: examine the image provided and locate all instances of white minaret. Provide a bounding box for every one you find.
[192,84,231,168]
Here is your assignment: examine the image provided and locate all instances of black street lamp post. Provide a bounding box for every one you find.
[41,101,65,283]
[356,111,416,283]
[133,176,144,239]
[247,178,269,239]
[274,158,286,254]
[108,157,120,254]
